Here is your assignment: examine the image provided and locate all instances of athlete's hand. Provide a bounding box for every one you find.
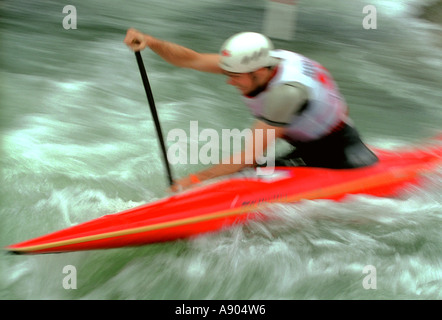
[124,28,150,52]
[169,175,201,193]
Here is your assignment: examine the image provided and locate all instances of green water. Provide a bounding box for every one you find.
[1,0,441,300]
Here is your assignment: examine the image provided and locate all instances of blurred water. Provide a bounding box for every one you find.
[1,0,441,300]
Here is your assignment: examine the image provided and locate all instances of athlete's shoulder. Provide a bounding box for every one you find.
[261,82,309,125]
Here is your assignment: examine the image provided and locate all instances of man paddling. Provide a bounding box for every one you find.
[124,29,378,191]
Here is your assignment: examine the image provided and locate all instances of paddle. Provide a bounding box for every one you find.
[134,51,174,187]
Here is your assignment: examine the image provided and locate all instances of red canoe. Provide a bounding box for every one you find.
[5,140,441,254]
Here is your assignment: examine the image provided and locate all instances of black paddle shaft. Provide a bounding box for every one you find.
[134,51,174,187]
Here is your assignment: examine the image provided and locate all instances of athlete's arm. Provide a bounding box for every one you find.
[124,28,223,74]
[183,83,308,187]
[171,120,285,191]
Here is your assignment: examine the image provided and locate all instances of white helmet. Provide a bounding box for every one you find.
[219,32,279,73]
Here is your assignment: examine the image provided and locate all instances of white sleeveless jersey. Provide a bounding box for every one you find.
[242,50,348,142]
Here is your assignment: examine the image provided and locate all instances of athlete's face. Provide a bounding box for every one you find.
[223,68,268,96]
